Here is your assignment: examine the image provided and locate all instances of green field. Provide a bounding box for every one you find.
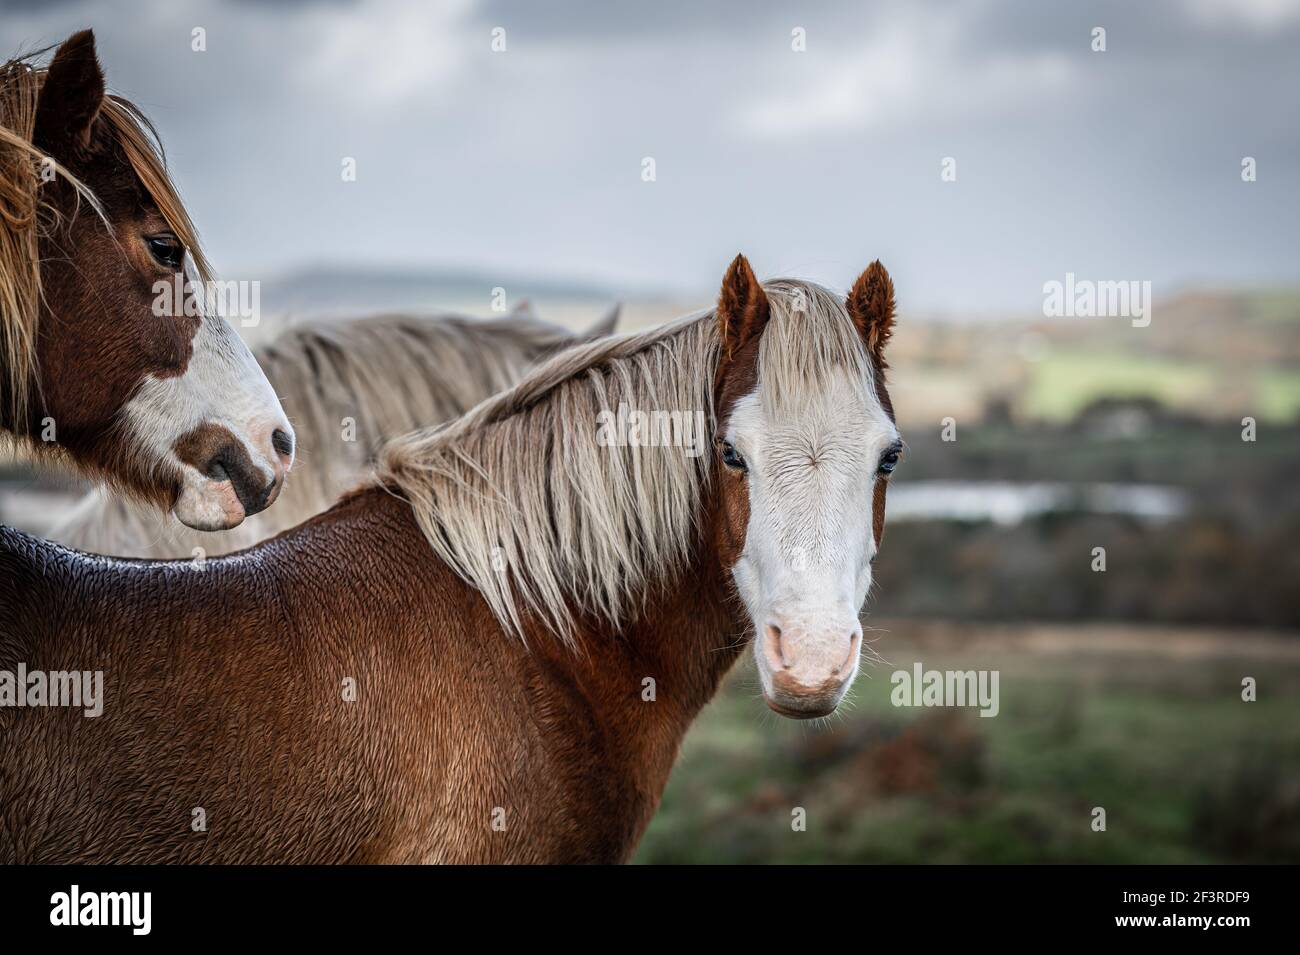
[634,623,1300,864]
[1025,352,1220,422]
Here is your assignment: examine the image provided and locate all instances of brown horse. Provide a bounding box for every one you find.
[0,256,900,863]
[1,31,293,529]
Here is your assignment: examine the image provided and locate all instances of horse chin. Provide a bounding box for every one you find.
[762,694,839,720]
[172,478,248,531]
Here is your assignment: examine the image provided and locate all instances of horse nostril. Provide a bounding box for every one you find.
[763,623,788,670]
[836,628,863,675]
[271,428,294,459]
[202,443,277,516]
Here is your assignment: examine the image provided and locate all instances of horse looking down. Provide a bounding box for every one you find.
[0,30,292,529]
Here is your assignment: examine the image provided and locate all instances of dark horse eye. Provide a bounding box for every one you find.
[720,440,747,472]
[878,446,901,475]
[145,233,185,270]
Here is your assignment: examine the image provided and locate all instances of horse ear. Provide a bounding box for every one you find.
[846,260,896,370]
[716,254,769,361]
[34,30,106,155]
[583,303,620,338]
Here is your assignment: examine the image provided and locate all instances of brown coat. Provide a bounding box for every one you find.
[0,487,743,863]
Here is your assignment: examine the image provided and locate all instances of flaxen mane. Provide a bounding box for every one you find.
[0,47,210,433]
[377,280,877,641]
[53,308,616,556]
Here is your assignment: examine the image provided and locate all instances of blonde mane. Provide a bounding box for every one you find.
[0,48,210,432]
[53,309,602,557]
[377,280,876,642]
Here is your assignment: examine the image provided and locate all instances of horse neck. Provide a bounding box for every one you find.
[625,533,748,714]
[533,488,750,797]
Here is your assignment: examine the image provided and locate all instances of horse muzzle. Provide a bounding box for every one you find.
[756,613,863,719]
[172,421,293,530]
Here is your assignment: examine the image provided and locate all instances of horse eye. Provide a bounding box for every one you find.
[720,440,747,472]
[878,448,901,475]
[145,234,184,269]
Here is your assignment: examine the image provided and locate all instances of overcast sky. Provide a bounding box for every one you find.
[6,0,1299,312]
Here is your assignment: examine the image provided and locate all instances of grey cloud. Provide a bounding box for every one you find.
[5,0,1298,312]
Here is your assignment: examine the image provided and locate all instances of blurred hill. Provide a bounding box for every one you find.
[886,288,1300,429]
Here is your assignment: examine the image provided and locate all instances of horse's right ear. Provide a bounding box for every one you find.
[846,259,896,370]
[716,254,769,361]
[34,30,106,155]
[713,254,769,419]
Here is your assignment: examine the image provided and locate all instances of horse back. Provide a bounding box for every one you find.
[1,494,644,862]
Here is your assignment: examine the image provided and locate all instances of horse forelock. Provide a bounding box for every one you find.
[377,278,878,645]
[99,95,212,286]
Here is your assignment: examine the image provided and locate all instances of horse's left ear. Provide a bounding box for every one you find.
[34,30,106,155]
[846,260,896,370]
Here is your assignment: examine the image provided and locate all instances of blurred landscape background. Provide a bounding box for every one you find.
[4,0,1299,862]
